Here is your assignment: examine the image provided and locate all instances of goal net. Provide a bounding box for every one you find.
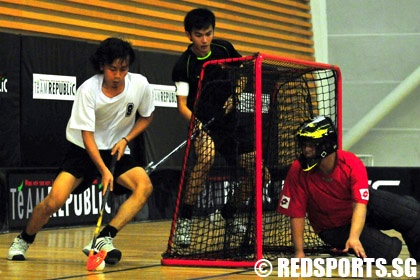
[162,53,341,267]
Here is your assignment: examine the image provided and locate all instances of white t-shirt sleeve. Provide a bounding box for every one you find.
[137,78,155,117]
[175,81,189,96]
[65,78,97,148]
[68,85,95,132]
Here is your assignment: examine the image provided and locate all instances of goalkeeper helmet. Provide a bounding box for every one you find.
[296,116,338,171]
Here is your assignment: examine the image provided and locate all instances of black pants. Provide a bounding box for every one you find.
[318,188,420,263]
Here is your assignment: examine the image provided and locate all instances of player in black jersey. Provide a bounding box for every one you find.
[172,8,270,247]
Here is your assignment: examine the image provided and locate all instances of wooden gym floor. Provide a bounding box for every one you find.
[0,220,418,279]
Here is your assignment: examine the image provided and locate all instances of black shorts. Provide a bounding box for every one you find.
[209,128,255,166]
[61,143,140,195]
[194,111,254,166]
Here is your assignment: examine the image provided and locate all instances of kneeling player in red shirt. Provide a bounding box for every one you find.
[278,116,420,263]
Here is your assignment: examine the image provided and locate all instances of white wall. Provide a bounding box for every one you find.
[312,0,420,166]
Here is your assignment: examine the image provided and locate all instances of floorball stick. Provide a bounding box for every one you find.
[86,152,118,271]
[144,117,215,174]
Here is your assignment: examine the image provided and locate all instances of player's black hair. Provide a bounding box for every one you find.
[184,8,216,33]
[90,37,136,73]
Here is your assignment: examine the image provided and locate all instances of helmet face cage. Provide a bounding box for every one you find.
[296,116,338,171]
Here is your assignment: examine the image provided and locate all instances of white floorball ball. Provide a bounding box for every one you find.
[96,260,106,271]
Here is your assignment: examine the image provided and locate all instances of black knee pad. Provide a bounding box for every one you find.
[368,189,420,233]
[369,190,420,261]
[387,237,403,261]
[406,240,420,261]
[361,225,402,263]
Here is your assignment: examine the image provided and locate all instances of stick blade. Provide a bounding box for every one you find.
[86,250,107,271]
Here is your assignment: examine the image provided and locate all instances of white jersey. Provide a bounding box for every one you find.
[66,73,154,154]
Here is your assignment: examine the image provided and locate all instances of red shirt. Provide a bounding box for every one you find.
[277,150,369,233]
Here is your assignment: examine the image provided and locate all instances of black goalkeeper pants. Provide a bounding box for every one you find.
[318,188,420,263]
